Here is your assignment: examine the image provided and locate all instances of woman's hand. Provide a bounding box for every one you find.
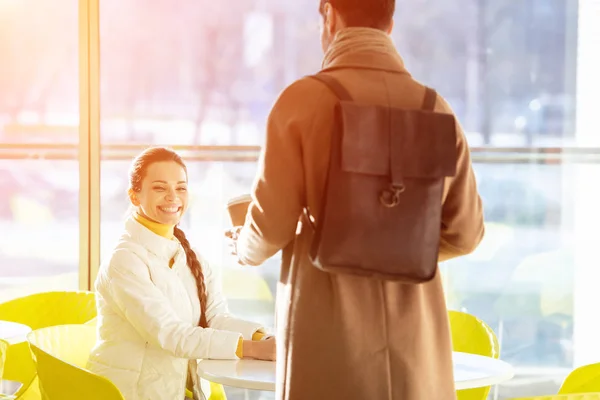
[242,337,276,361]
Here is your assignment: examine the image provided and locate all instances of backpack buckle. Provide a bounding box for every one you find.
[379,184,405,208]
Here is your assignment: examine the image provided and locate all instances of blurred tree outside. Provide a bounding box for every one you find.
[0,0,577,145]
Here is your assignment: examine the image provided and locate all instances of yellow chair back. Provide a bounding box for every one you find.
[0,291,97,399]
[559,363,600,395]
[511,394,600,399]
[449,310,500,400]
[27,324,124,400]
[0,291,96,330]
[0,338,7,379]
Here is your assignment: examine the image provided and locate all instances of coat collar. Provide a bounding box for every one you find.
[320,27,410,76]
[124,216,182,262]
[321,51,410,75]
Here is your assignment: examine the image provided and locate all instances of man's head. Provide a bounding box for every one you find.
[319,0,395,52]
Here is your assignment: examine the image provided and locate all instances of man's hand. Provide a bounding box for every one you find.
[224,226,246,265]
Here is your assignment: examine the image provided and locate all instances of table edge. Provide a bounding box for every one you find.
[198,353,515,392]
[454,356,515,390]
[197,367,276,392]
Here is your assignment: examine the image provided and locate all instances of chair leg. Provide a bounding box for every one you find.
[493,318,505,400]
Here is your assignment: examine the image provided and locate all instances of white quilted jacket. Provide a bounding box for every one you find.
[87,217,264,400]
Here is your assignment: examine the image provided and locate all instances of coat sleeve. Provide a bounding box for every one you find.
[100,248,243,360]
[197,252,265,338]
[236,78,320,266]
[436,96,485,262]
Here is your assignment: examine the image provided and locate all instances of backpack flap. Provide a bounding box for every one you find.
[393,109,457,179]
[339,102,457,180]
[312,101,459,282]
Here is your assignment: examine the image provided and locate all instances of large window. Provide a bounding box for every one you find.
[0,0,79,302]
[2,0,599,399]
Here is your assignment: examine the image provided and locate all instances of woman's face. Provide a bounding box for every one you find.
[132,161,189,225]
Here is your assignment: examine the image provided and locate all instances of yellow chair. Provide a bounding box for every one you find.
[559,363,600,395]
[27,325,124,400]
[509,363,600,400]
[1,339,7,378]
[511,394,600,399]
[1,343,35,400]
[0,291,97,400]
[186,383,228,400]
[449,310,500,400]
[2,337,23,398]
[28,325,225,400]
[0,291,96,330]
[207,384,227,400]
[1,338,8,397]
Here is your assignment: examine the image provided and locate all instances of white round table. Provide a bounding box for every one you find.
[453,351,514,390]
[0,380,22,399]
[197,351,514,392]
[0,320,32,344]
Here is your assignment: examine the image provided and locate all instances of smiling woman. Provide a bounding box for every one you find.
[88,146,275,400]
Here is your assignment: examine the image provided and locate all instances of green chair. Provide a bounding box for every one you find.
[27,325,124,400]
[449,310,500,400]
[0,291,96,399]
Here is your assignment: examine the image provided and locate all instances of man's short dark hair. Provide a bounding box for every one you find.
[319,0,395,30]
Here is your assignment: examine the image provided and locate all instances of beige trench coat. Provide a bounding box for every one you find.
[237,47,485,400]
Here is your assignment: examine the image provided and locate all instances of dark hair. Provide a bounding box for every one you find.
[319,0,395,30]
[129,146,209,328]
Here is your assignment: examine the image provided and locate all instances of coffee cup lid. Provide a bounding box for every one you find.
[227,194,252,207]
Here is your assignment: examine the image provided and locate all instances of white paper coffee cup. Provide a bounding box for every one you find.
[226,194,252,226]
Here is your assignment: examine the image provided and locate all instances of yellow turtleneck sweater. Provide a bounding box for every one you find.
[133,213,263,358]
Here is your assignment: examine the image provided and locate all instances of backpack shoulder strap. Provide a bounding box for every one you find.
[310,74,437,112]
[308,74,353,102]
[421,87,437,111]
